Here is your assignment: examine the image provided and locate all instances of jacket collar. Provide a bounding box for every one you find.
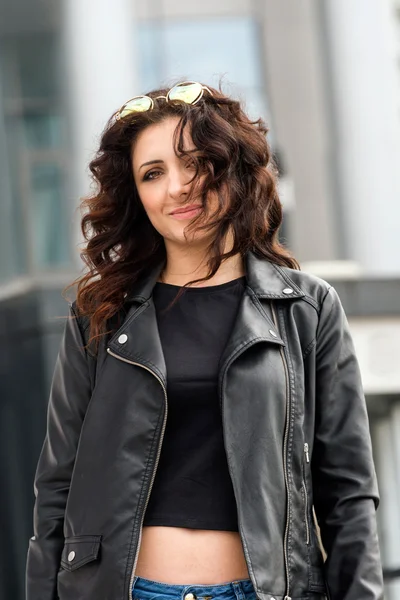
[124,250,305,303]
[109,251,304,386]
[244,251,305,300]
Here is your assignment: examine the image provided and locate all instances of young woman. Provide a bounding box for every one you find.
[26,81,384,600]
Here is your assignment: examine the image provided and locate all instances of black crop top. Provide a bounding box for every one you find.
[143,276,246,531]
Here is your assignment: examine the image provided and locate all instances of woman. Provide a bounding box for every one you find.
[26,81,383,600]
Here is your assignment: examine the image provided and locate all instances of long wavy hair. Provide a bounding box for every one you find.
[65,80,300,353]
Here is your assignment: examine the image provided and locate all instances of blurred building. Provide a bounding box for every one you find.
[0,0,400,598]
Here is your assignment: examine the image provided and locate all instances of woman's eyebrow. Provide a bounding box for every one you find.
[139,150,200,171]
[139,159,164,171]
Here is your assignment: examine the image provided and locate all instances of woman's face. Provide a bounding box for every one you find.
[132,116,216,248]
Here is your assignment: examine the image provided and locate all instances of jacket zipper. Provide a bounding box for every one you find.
[302,443,310,545]
[106,348,168,600]
[270,303,291,600]
[219,341,265,598]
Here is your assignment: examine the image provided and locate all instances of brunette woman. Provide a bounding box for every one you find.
[26,81,384,600]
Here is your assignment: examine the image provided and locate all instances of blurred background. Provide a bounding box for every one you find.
[1,0,400,598]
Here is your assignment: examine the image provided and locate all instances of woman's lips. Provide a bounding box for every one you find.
[170,205,202,220]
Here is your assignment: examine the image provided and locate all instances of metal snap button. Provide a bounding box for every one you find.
[269,329,278,337]
[282,287,293,294]
[68,551,76,562]
[118,334,128,344]
[184,594,196,600]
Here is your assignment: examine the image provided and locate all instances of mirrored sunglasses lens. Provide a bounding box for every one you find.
[119,96,152,117]
[168,82,203,104]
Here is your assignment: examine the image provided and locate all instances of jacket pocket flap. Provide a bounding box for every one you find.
[60,535,102,571]
[308,566,327,593]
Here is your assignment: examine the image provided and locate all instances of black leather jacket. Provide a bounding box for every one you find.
[26,252,384,600]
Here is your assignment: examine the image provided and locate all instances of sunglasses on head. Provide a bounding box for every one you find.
[115,81,213,120]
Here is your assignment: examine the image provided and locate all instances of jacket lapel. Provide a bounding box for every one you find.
[219,287,285,375]
[107,298,167,386]
[107,262,167,385]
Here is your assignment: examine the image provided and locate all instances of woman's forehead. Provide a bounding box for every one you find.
[132,118,195,163]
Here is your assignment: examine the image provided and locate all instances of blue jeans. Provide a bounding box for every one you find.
[132,576,258,600]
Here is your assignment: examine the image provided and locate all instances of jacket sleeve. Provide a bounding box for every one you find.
[26,303,93,600]
[312,286,384,600]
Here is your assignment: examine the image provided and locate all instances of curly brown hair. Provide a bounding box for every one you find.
[65,80,300,352]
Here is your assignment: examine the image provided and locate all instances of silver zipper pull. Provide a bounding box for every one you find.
[304,442,310,463]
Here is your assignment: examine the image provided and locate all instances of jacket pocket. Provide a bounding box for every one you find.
[308,566,327,594]
[60,534,102,571]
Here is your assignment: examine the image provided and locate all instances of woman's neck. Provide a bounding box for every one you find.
[159,243,245,288]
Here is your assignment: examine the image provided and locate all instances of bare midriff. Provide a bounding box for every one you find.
[135,526,250,584]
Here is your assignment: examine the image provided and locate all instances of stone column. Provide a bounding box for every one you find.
[61,0,138,266]
[259,0,338,262]
[323,0,400,274]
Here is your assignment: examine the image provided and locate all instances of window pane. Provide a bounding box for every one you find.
[23,114,64,149]
[30,162,70,269]
[1,115,28,279]
[136,17,270,122]
[17,33,60,100]
[0,31,70,277]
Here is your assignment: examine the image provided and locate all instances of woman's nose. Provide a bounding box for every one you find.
[168,167,191,198]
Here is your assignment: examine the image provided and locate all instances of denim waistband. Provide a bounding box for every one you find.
[132,575,257,600]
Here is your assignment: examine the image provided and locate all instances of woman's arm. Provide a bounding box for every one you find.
[26,303,93,600]
[312,286,384,600]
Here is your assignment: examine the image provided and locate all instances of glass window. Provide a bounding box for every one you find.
[23,114,64,150]
[16,33,61,101]
[0,33,70,280]
[136,16,270,124]
[30,161,70,269]
[0,108,29,281]
[0,115,21,282]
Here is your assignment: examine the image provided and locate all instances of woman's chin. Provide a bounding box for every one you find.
[164,228,212,248]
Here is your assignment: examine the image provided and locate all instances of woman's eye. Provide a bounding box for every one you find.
[143,170,162,181]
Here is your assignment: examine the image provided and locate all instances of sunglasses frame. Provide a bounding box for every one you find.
[115,81,213,121]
